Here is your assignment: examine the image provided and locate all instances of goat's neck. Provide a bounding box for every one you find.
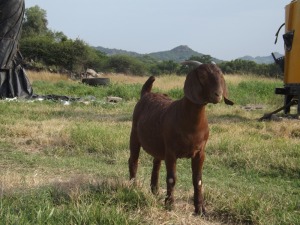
[180,98,207,125]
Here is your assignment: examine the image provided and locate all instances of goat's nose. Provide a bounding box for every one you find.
[214,92,223,102]
[215,92,222,98]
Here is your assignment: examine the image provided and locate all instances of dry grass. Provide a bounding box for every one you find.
[140,204,220,225]
[26,70,226,91]
[0,117,71,153]
[0,169,87,192]
[27,70,186,91]
[26,70,71,83]
[105,73,186,91]
[223,74,281,85]
[26,70,281,91]
[104,73,148,84]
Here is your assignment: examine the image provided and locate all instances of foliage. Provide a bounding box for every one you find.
[21,36,107,74]
[150,60,179,75]
[20,5,108,74]
[22,5,48,37]
[219,59,283,78]
[106,55,147,75]
[189,54,214,64]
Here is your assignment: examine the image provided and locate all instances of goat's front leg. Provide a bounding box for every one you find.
[128,130,141,180]
[151,158,161,195]
[192,150,206,215]
[165,155,177,210]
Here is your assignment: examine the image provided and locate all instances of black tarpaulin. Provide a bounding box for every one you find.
[0,0,33,98]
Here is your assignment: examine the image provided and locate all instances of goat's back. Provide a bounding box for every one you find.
[132,92,173,159]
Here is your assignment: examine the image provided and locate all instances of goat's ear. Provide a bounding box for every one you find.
[184,70,205,104]
[221,76,234,105]
[224,96,234,105]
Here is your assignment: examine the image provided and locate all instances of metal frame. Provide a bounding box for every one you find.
[275,84,300,114]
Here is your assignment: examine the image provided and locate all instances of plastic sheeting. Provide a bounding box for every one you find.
[0,0,33,98]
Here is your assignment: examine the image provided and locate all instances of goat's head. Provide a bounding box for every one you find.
[182,61,234,105]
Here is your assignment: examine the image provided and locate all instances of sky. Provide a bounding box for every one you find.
[25,0,291,61]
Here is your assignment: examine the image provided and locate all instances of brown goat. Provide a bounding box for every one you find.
[128,62,233,214]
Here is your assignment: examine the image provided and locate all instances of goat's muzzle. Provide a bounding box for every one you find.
[210,92,223,104]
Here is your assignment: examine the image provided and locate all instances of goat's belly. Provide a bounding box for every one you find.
[139,135,165,159]
[142,143,202,160]
[167,138,206,159]
[143,146,165,160]
[141,139,165,160]
[176,149,201,159]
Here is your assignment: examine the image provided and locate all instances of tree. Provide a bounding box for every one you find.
[22,5,48,37]
[189,55,213,64]
[218,59,283,78]
[20,6,108,74]
[107,55,146,75]
[50,31,68,43]
[150,60,179,75]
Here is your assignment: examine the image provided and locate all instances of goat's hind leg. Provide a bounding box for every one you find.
[151,158,161,194]
[128,130,141,180]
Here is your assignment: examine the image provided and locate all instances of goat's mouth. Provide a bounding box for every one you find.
[209,93,223,104]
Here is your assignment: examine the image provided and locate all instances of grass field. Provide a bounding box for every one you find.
[0,71,299,224]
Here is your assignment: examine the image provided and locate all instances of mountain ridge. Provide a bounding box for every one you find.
[94,45,282,64]
[237,53,283,64]
[147,45,207,62]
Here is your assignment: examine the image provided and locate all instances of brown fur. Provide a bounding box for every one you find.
[128,63,233,214]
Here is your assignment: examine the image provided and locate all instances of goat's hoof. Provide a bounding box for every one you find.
[151,186,159,195]
[165,203,175,211]
[165,197,174,211]
[194,206,206,216]
[129,178,137,186]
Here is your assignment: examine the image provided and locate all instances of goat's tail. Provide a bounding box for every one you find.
[141,76,155,97]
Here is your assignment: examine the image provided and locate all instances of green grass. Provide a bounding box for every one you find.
[0,182,150,225]
[32,80,142,101]
[229,81,282,106]
[0,75,299,224]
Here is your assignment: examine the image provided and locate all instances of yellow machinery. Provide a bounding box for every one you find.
[273,0,300,114]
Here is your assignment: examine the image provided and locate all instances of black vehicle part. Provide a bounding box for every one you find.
[0,0,33,98]
[271,52,284,72]
[283,30,295,51]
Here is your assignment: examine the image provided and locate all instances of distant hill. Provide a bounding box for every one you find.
[238,52,283,64]
[95,46,142,57]
[147,45,204,62]
[95,45,282,64]
[95,45,220,62]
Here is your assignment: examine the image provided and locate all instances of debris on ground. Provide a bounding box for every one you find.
[241,104,265,111]
[107,96,122,103]
[1,95,123,106]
